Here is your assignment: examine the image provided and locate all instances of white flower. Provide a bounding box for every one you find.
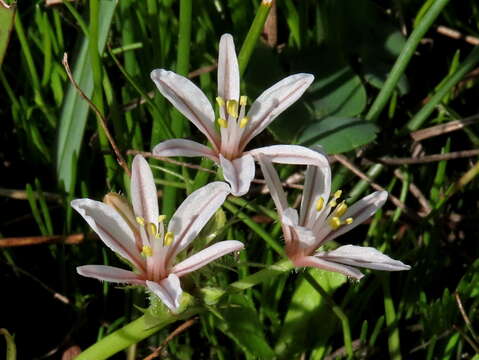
[73,155,244,312]
[151,33,326,196]
[258,155,411,280]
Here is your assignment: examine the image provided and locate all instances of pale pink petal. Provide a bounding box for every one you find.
[146,274,182,312]
[167,182,231,259]
[150,69,220,150]
[257,154,289,216]
[288,224,317,249]
[300,163,332,228]
[282,208,299,226]
[131,155,158,226]
[153,139,219,162]
[172,240,244,277]
[220,154,255,196]
[71,199,145,272]
[240,73,314,149]
[217,34,240,101]
[249,145,329,169]
[323,191,388,243]
[316,245,411,272]
[293,255,364,280]
[77,265,145,285]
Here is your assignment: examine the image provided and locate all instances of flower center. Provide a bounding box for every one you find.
[216,95,250,129]
[316,189,354,230]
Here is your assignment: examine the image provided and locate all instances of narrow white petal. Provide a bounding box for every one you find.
[131,155,159,226]
[289,224,317,249]
[257,154,289,216]
[77,265,145,285]
[71,199,145,272]
[282,208,299,226]
[240,73,314,149]
[300,163,332,228]
[146,274,182,312]
[167,182,231,259]
[218,34,240,101]
[153,139,219,162]
[150,69,220,150]
[323,191,388,243]
[249,145,329,169]
[220,154,255,196]
[317,245,411,271]
[293,255,364,280]
[172,240,244,277]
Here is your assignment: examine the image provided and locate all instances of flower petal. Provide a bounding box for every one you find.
[77,265,145,285]
[240,73,314,149]
[249,145,329,169]
[293,255,364,280]
[257,154,289,216]
[146,274,182,312]
[217,34,240,101]
[288,224,317,249]
[220,154,255,196]
[172,240,244,277]
[153,139,219,162]
[71,199,145,272]
[131,155,159,226]
[167,182,231,259]
[300,163,331,228]
[150,69,220,150]
[316,245,411,271]
[323,191,388,243]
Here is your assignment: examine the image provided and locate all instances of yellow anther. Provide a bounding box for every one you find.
[147,223,157,236]
[136,216,145,226]
[316,197,324,212]
[158,215,167,222]
[216,96,225,107]
[217,118,228,128]
[345,217,353,225]
[335,201,348,217]
[334,190,342,199]
[328,199,337,208]
[226,100,238,117]
[164,232,175,246]
[239,117,249,128]
[239,95,248,106]
[328,217,341,230]
[141,245,153,257]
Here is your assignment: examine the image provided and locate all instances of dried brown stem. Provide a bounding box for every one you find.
[143,318,198,360]
[436,25,479,46]
[375,149,479,165]
[410,113,479,141]
[393,169,432,216]
[62,53,131,177]
[333,155,423,221]
[0,188,62,202]
[0,234,84,247]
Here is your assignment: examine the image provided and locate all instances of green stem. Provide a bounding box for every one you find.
[382,274,402,360]
[404,45,479,132]
[304,272,353,358]
[348,163,384,203]
[237,0,273,76]
[365,0,450,122]
[228,259,293,291]
[223,200,285,257]
[162,0,193,218]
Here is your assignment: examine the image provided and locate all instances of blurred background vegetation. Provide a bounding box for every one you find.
[1,0,479,358]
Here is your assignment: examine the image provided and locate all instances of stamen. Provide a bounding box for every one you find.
[217,118,228,128]
[345,217,353,225]
[328,199,337,208]
[328,217,341,230]
[334,190,342,199]
[136,216,145,226]
[334,201,348,217]
[239,117,249,128]
[147,223,157,237]
[141,245,153,257]
[216,96,225,107]
[226,100,238,117]
[164,232,174,246]
[239,95,248,106]
[158,215,167,222]
[316,197,324,211]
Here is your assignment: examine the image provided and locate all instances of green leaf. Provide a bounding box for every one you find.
[298,116,379,154]
[56,0,116,192]
[274,269,346,358]
[0,328,16,360]
[0,1,15,70]
[213,294,276,359]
